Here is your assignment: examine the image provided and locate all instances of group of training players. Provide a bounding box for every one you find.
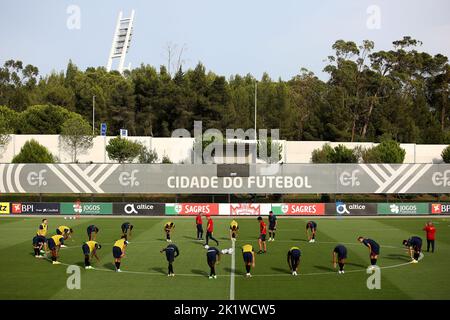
[32,214,437,278]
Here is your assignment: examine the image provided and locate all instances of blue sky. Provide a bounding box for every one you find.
[1,0,449,80]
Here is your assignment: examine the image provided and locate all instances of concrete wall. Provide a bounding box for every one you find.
[0,135,447,164]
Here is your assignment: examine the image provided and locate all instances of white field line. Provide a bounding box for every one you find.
[230,239,236,300]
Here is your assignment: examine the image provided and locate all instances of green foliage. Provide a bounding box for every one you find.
[105,137,141,163]
[362,139,406,163]
[441,145,450,163]
[59,115,94,162]
[138,145,159,164]
[311,144,358,163]
[18,104,78,134]
[161,154,173,164]
[11,139,55,163]
[257,138,283,163]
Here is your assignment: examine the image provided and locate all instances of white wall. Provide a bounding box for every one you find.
[0,135,447,164]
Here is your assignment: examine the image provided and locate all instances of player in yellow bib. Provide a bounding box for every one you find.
[47,234,64,265]
[242,244,256,277]
[230,220,239,241]
[82,240,102,269]
[56,225,73,247]
[36,219,48,253]
[112,236,128,272]
[164,221,175,242]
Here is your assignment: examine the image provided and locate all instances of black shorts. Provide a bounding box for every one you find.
[122,225,133,233]
[56,229,62,235]
[34,235,46,246]
[259,234,266,242]
[82,244,90,256]
[207,254,217,264]
[113,246,122,259]
[166,253,175,263]
[197,224,203,232]
[243,252,253,263]
[413,245,422,252]
[269,225,276,231]
[371,247,380,255]
[47,238,56,251]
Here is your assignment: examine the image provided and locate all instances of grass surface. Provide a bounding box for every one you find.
[0,216,449,300]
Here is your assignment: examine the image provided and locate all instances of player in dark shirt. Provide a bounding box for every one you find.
[306,221,317,243]
[333,245,348,274]
[206,246,221,279]
[160,243,180,276]
[358,236,380,269]
[403,236,422,263]
[268,211,277,241]
[287,246,301,276]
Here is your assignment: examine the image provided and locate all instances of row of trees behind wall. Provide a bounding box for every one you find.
[1,37,450,162]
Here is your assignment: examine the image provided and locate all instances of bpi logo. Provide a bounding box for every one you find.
[339,170,360,187]
[27,170,47,186]
[336,202,350,215]
[431,204,450,214]
[432,171,450,187]
[119,170,139,187]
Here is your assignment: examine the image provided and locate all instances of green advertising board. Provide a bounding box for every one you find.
[60,202,113,215]
[377,203,429,215]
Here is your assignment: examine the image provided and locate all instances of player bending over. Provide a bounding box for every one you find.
[268,211,277,241]
[358,236,380,269]
[206,246,221,279]
[242,244,256,277]
[82,240,102,269]
[87,225,99,241]
[164,221,175,242]
[287,246,301,276]
[47,234,64,265]
[230,220,239,241]
[257,217,267,254]
[121,222,134,240]
[36,219,49,253]
[160,243,180,277]
[56,225,73,247]
[32,235,46,258]
[403,236,422,263]
[196,213,204,240]
[306,221,317,243]
[333,244,348,274]
[113,236,128,272]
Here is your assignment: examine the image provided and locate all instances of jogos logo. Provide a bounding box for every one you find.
[0,202,10,214]
[431,203,450,214]
[271,203,325,215]
[165,203,219,215]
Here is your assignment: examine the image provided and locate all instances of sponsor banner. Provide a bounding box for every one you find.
[325,202,377,216]
[0,202,10,214]
[378,203,428,215]
[165,203,219,215]
[430,203,450,214]
[113,203,164,216]
[60,202,112,215]
[10,202,60,215]
[228,203,272,216]
[271,203,325,215]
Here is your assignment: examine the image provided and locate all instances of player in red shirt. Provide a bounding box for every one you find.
[196,212,204,240]
[204,215,219,246]
[257,216,267,254]
[423,221,436,253]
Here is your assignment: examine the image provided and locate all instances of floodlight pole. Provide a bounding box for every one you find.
[92,95,95,135]
[254,80,257,141]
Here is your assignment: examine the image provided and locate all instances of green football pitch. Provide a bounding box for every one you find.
[0,216,449,300]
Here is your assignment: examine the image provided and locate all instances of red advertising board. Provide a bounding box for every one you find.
[174,203,219,215]
[273,203,325,215]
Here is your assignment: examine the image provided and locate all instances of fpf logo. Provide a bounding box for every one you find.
[27,170,47,186]
[339,170,360,187]
[119,170,140,187]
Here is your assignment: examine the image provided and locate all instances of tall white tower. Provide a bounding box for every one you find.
[106,10,135,74]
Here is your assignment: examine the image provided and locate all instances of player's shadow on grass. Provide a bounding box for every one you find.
[346,262,366,268]
[291,239,308,242]
[313,265,334,272]
[150,267,166,274]
[103,262,116,270]
[224,267,245,276]
[384,254,410,262]
[271,267,290,274]
[191,269,209,277]
[183,236,198,240]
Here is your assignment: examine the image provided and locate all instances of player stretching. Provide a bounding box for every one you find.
[287,246,301,276]
[206,246,221,279]
[36,218,48,254]
[358,236,380,269]
[56,225,73,247]
[82,240,102,269]
[242,244,256,277]
[403,236,423,263]
[204,215,219,246]
[121,222,133,240]
[333,244,348,274]
[164,221,175,242]
[306,221,317,243]
[32,235,46,259]
[230,220,239,241]
[47,234,64,265]
[87,225,99,241]
[113,236,128,272]
[423,221,436,253]
[196,212,204,240]
[161,243,180,277]
[257,217,267,254]
[268,211,277,241]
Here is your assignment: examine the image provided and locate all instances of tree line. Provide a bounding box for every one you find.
[1,36,449,145]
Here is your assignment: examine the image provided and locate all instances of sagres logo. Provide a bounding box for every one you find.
[432,170,450,187]
[339,170,360,187]
[27,169,47,186]
[46,164,120,193]
[119,169,139,187]
[360,164,433,193]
